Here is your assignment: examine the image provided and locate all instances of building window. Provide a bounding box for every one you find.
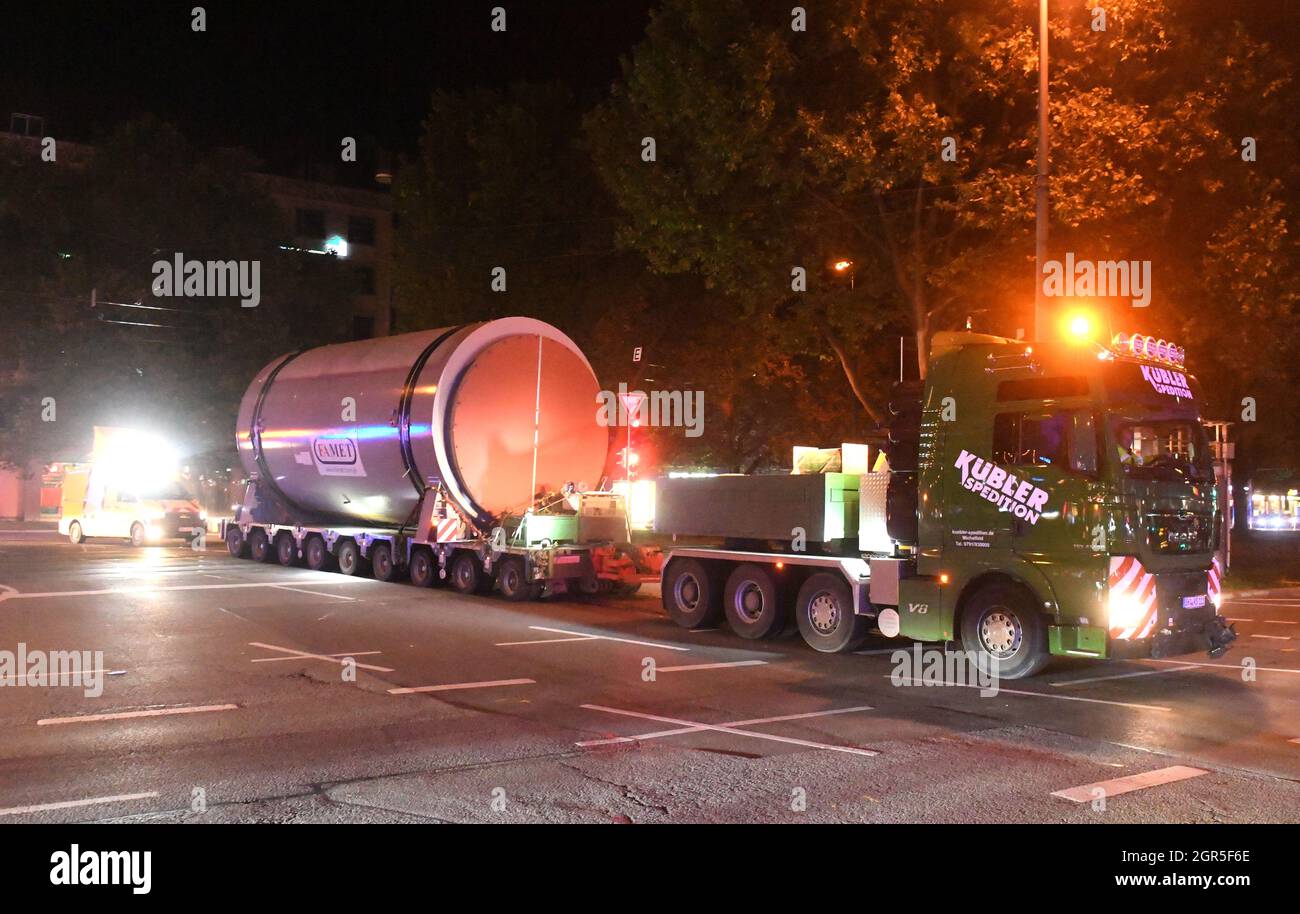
[352,315,375,340]
[355,266,376,295]
[347,215,376,246]
[295,208,326,238]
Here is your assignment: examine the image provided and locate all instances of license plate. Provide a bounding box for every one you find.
[1182,594,1207,609]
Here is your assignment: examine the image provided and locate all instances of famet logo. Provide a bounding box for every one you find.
[313,438,357,464]
[953,450,1050,524]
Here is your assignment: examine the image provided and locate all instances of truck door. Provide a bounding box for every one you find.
[992,408,1107,614]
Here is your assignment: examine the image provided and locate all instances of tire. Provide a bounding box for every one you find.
[337,539,369,577]
[450,551,492,595]
[723,563,785,639]
[409,548,437,588]
[497,557,536,601]
[959,582,1050,680]
[795,572,870,653]
[275,533,297,566]
[662,558,721,629]
[129,522,146,547]
[370,542,397,582]
[248,528,272,563]
[304,535,333,572]
[225,525,248,558]
[68,521,84,545]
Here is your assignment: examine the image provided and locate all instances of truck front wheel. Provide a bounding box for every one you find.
[663,558,721,629]
[723,564,785,639]
[959,582,1050,680]
[796,573,869,653]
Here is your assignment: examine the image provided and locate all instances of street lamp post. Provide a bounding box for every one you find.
[1034,0,1051,341]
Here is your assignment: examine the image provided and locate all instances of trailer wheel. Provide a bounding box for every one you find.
[275,533,298,566]
[129,522,146,548]
[450,551,492,595]
[248,528,272,563]
[337,539,369,576]
[409,548,437,587]
[225,525,248,558]
[68,521,85,545]
[723,564,785,639]
[959,582,1050,680]
[497,557,536,601]
[795,573,869,653]
[304,535,333,572]
[662,558,721,629]
[370,542,397,582]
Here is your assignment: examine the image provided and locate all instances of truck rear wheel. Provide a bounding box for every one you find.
[497,557,537,601]
[663,558,721,629]
[796,573,869,653]
[409,548,437,587]
[225,525,248,558]
[723,564,785,639]
[959,582,1050,680]
[129,522,146,548]
[248,528,272,563]
[450,551,492,595]
[370,542,397,582]
[68,521,85,545]
[275,533,297,566]
[304,535,333,572]
[337,539,369,576]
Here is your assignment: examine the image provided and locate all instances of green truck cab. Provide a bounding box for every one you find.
[890,330,1235,678]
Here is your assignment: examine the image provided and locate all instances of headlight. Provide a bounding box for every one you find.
[1108,590,1148,633]
[199,510,208,521]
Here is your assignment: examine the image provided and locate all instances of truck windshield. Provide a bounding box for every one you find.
[1103,361,1210,482]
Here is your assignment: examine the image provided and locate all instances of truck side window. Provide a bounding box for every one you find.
[993,411,1075,471]
[992,413,1020,465]
[1071,412,1099,476]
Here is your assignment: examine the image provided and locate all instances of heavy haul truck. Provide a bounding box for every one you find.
[221,318,655,598]
[655,329,1237,678]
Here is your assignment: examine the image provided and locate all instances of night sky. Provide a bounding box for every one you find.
[1,0,655,175]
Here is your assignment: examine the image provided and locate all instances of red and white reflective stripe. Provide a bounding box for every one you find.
[436,515,463,543]
[1207,554,1223,606]
[1108,555,1159,640]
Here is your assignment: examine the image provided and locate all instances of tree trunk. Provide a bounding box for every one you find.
[827,334,884,426]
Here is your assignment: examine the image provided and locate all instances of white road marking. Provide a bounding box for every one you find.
[1265,620,1299,625]
[252,650,382,663]
[271,585,358,601]
[1290,738,1300,745]
[1146,658,1300,675]
[1052,765,1208,803]
[494,636,595,646]
[0,791,160,817]
[247,642,394,672]
[0,577,373,602]
[1050,665,1197,687]
[38,704,238,726]
[388,678,535,695]
[6,669,110,684]
[1226,617,1253,622]
[854,647,908,655]
[655,660,767,673]
[511,625,691,652]
[577,704,876,756]
[887,676,1171,711]
[1251,634,1292,641]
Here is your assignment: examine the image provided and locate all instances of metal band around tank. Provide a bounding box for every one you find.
[249,349,308,514]
[397,325,466,499]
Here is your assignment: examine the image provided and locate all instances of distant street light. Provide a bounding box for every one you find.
[832,258,855,290]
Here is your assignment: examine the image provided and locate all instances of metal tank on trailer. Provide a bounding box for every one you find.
[235,317,610,530]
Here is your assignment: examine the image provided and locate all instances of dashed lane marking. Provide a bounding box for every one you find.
[247,641,394,673]
[886,676,1172,711]
[1051,765,1208,802]
[1145,658,1300,675]
[388,678,535,695]
[1050,665,1197,687]
[0,577,373,602]
[496,625,691,652]
[0,792,160,817]
[655,660,767,673]
[577,704,877,756]
[38,704,238,726]
[271,585,358,601]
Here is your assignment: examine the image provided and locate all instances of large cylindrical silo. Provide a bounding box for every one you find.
[235,318,609,528]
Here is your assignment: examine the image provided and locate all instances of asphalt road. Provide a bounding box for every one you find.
[1,526,1298,824]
